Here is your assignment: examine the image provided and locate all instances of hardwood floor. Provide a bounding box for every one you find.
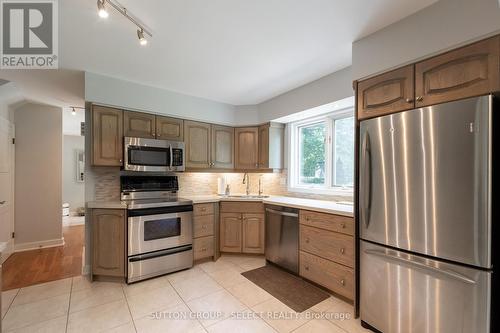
[2,225,85,290]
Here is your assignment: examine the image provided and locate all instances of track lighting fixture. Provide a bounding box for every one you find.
[97,0,109,18]
[137,29,147,46]
[96,0,152,46]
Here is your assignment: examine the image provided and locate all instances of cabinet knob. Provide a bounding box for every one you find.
[305,238,310,243]
[305,265,309,271]
[201,247,207,251]
[340,279,345,286]
[340,248,345,254]
[306,216,310,221]
[405,98,413,103]
[255,163,258,167]
[119,159,123,163]
[201,207,206,211]
[340,223,346,229]
[416,96,424,102]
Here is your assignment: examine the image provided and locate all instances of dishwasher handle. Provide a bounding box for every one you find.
[265,208,298,218]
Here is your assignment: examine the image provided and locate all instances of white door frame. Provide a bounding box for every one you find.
[0,116,15,263]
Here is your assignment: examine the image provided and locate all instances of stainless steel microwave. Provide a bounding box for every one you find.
[124,137,185,172]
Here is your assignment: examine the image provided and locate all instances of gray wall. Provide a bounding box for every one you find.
[352,0,500,80]
[257,66,353,122]
[62,135,85,213]
[14,103,63,247]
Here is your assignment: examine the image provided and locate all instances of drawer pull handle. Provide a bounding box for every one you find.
[340,248,345,254]
[340,279,345,286]
[201,248,207,251]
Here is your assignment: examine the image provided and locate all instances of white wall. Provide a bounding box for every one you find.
[0,83,23,122]
[352,0,500,80]
[14,103,63,250]
[63,135,85,213]
[256,66,353,122]
[85,72,255,126]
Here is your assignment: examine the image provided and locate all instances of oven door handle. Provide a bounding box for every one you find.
[129,245,192,262]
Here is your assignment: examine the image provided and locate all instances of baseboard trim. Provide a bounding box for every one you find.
[14,237,65,252]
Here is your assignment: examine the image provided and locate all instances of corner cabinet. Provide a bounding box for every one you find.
[92,105,124,166]
[235,127,259,169]
[220,202,265,254]
[357,65,415,120]
[258,123,284,170]
[91,209,126,278]
[415,36,500,107]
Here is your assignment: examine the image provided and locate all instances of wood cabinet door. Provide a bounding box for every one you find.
[123,111,156,138]
[415,36,500,107]
[92,105,123,166]
[184,120,211,169]
[211,125,234,169]
[242,213,265,254]
[258,125,269,169]
[234,127,259,169]
[357,65,415,119]
[220,213,242,252]
[92,209,125,277]
[156,116,184,141]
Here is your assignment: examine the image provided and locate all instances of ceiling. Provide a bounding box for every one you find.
[59,0,437,105]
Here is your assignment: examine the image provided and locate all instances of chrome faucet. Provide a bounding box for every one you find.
[242,173,250,195]
[258,176,263,196]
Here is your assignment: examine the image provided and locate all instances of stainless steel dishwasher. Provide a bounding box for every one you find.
[265,205,299,274]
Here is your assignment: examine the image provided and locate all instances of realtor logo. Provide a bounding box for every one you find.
[1,0,58,68]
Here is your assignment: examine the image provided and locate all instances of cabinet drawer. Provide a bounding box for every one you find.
[300,251,354,300]
[194,236,214,260]
[299,210,354,236]
[194,215,214,238]
[300,225,354,268]
[220,202,264,213]
[194,203,215,216]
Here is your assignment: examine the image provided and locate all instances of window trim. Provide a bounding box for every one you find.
[287,107,354,196]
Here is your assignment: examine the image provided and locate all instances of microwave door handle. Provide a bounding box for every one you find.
[169,144,173,171]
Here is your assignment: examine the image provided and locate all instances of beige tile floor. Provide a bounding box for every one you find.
[1,254,371,333]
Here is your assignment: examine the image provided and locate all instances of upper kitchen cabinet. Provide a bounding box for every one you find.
[123,111,156,139]
[184,120,211,169]
[92,105,124,166]
[235,127,259,169]
[156,116,184,141]
[415,36,500,107]
[258,123,284,170]
[357,65,415,120]
[211,125,234,169]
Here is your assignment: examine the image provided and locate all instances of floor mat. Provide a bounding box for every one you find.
[241,264,329,312]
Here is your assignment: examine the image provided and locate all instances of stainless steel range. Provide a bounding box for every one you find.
[121,175,193,283]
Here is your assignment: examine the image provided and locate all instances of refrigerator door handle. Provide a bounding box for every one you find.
[361,132,372,228]
[364,249,477,285]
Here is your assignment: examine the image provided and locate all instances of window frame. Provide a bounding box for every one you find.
[288,107,354,196]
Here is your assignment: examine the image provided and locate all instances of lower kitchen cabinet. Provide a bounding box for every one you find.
[193,203,217,260]
[220,202,265,254]
[91,209,126,278]
[242,213,265,254]
[220,213,242,252]
[299,209,355,301]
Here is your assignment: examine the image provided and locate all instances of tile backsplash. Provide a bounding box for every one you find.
[89,168,353,203]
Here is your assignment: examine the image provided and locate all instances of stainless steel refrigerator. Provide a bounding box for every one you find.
[359,95,496,333]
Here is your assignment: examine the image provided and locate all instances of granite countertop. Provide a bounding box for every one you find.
[87,195,354,217]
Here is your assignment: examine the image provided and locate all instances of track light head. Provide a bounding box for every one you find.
[71,107,76,116]
[137,28,148,46]
[97,0,109,18]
